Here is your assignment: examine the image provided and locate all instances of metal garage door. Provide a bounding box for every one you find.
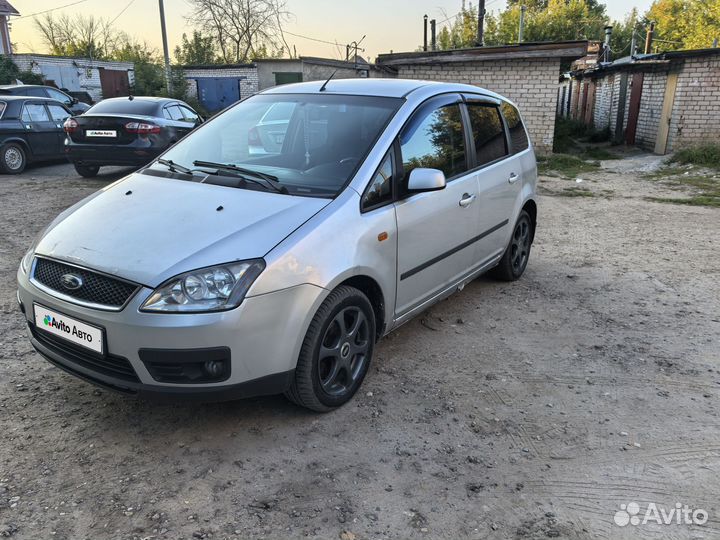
[197,78,242,112]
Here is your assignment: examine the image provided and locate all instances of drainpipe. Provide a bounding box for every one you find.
[644,21,655,54]
[604,26,613,62]
[423,15,428,52]
[430,19,437,51]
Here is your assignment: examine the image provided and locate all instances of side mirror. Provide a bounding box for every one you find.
[407,168,446,192]
[71,98,79,105]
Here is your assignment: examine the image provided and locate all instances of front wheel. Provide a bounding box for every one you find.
[285,285,375,412]
[74,163,100,178]
[491,210,533,281]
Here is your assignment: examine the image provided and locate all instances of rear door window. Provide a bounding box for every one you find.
[466,103,508,166]
[165,105,184,121]
[21,103,51,122]
[501,102,529,154]
[47,88,72,106]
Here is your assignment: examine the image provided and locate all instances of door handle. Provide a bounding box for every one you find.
[508,173,519,184]
[459,193,476,207]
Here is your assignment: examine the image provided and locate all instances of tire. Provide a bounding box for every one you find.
[74,164,100,178]
[0,143,27,174]
[491,210,533,281]
[285,285,376,412]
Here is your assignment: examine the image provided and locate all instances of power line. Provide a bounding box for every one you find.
[283,30,342,47]
[109,0,136,25]
[15,0,93,20]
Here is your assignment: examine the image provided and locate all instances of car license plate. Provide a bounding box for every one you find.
[86,130,116,138]
[33,304,104,354]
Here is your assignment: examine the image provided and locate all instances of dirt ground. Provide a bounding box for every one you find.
[0,156,718,540]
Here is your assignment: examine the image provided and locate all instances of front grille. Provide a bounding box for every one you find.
[30,323,140,383]
[32,257,139,309]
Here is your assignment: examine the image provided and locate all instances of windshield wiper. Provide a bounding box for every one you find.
[193,160,288,194]
[156,158,193,175]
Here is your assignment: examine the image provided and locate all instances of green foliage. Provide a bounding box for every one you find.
[645,0,720,51]
[0,55,20,84]
[484,0,608,45]
[174,31,218,65]
[537,154,600,177]
[437,4,480,49]
[0,56,46,85]
[669,145,720,169]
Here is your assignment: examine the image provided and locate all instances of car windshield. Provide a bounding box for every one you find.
[149,93,402,197]
[88,100,159,115]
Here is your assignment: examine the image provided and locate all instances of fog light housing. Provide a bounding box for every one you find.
[139,347,231,384]
[204,360,225,378]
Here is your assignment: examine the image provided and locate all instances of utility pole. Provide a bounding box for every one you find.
[518,5,526,43]
[644,21,655,54]
[158,0,172,94]
[477,0,486,46]
[630,31,637,56]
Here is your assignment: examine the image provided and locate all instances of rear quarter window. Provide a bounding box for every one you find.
[0,102,6,118]
[501,102,529,154]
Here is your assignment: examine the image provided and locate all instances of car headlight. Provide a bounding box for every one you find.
[140,259,265,313]
[20,249,34,275]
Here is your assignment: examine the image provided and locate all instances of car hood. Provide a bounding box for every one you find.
[34,172,330,287]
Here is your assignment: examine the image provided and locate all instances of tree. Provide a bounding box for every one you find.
[645,0,720,51]
[186,0,292,63]
[437,3,480,49]
[484,0,609,45]
[174,31,218,65]
[34,14,120,59]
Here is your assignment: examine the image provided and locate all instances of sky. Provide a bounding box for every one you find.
[9,0,655,61]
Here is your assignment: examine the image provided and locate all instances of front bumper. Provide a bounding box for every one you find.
[17,266,326,400]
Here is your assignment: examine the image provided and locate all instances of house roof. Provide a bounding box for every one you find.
[0,0,18,16]
[376,40,589,65]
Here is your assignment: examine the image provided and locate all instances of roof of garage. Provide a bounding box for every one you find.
[376,40,588,66]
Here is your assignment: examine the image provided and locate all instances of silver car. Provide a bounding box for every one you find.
[16,79,537,411]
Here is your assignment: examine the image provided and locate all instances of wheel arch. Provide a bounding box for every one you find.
[522,198,537,243]
[1,137,33,161]
[336,275,386,340]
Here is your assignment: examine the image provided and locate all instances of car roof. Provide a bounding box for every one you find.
[0,84,59,90]
[0,95,59,102]
[259,78,504,100]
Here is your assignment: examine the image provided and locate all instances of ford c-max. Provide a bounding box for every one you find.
[17,79,537,411]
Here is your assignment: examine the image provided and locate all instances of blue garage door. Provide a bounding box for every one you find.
[197,78,242,112]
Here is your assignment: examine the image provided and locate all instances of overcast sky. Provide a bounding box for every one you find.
[10,0,655,61]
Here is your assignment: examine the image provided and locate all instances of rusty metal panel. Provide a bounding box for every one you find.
[625,72,644,145]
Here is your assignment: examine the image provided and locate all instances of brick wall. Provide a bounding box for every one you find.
[394,58,561,154]
[634,68,668,151]
[668,55,720,151]
[302,63,360,82]
[592,74,614,131]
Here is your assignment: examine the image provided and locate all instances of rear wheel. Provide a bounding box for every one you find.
[491,210,533,281]
[0,143,27,174]
[74,164,100,178]
[285,285,375,412]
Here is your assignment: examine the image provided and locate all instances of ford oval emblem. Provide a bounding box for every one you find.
[60,273,83,291]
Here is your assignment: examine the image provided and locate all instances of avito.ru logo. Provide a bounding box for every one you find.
[614,502,708,527]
